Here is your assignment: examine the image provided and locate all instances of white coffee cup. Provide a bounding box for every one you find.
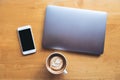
[46,52,68,74]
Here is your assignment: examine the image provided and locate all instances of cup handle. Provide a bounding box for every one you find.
[63,69,68,74]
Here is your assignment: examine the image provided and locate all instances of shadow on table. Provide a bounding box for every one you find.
[33,65,66,80]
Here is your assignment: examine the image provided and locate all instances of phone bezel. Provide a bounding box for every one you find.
[17,25,36,55]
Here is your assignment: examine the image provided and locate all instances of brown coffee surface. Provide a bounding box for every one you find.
[50,56,63,71]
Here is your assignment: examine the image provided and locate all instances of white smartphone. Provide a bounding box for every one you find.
[17,25,36,55]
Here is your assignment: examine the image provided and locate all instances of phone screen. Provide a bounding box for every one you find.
[18,28,35,51]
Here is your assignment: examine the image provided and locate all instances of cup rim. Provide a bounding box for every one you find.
[46,52,67,74]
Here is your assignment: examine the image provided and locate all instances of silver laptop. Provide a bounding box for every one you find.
[42,5,107,55]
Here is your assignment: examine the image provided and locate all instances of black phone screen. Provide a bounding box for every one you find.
[18,28,35,51]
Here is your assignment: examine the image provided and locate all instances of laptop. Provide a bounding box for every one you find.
[42,5,107,55]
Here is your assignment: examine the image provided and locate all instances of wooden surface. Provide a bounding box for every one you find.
[0,0,120,80]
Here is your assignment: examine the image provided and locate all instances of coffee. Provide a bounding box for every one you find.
[46,52,67,74]
[50,56,63,71]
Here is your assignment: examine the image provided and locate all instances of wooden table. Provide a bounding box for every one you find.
[0,0,120,80]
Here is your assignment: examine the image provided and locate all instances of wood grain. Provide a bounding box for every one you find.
[0,0,120,80]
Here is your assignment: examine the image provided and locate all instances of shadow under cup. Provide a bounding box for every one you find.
[46,52,67,74]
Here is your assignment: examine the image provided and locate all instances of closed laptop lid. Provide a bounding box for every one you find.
[42,5,107,55]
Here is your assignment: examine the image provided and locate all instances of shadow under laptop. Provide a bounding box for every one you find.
[42,47,101,58]
[65,50,102,57]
